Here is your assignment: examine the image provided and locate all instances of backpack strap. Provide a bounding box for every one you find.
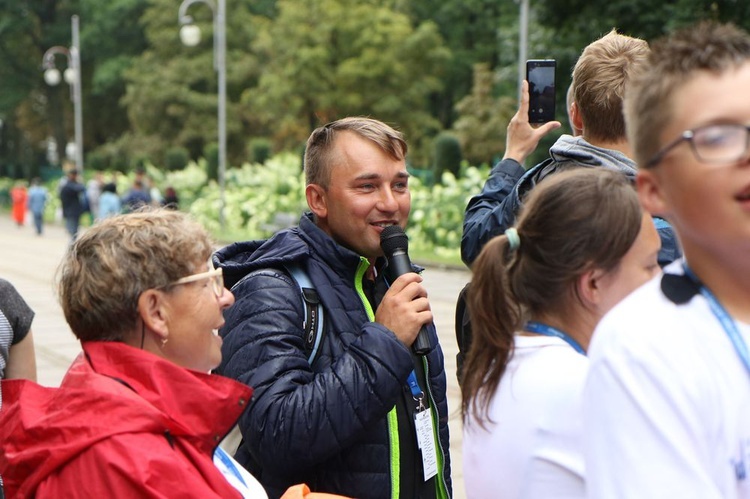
[283,262,325,365]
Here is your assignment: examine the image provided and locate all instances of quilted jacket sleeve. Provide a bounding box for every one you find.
[217,269,414,473]
[461,158,526,267]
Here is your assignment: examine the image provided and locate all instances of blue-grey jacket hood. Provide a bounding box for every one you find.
[548,134,637,177]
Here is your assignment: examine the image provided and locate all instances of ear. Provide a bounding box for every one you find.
[570,101,584,134]
[636,169,668,218]
[137,289,169,341]
[576,267,605,308]
[306,184,328,219]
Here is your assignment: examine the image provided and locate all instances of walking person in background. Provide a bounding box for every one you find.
[462,168,660,498]
[97,182,121,219]
[584,22,750,498]
[59,169,86,242]
[86,171,104,221]
[27,178,49,235]
[162,186,179,210]
[10,182,27,228]
[121,179,151,213]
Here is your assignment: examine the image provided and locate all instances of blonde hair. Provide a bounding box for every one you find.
[573,30,649,143]
[58,209,214,342]
[304,117,407,188]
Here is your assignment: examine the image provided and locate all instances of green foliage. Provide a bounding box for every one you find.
[452,63,517,166]
[164,146,190,172]
[56,151,485,265]
[432,132,462,179]
[248,138,273,165]
[243,0,451,165]
[86,150,109,172]
[121,0,259,165]
[204,143,219,181]
[7,0,750,184]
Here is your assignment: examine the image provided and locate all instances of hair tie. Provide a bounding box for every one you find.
[505,228,520,252]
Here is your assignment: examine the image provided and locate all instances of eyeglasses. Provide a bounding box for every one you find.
[170,260,224,298]
[645,123,750,168]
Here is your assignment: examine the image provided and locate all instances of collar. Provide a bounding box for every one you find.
[660,261,701,305]
[79,341,252,447]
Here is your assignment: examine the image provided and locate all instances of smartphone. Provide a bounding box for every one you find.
[526,59,556,124]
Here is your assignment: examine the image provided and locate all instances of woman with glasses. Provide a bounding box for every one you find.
[0,209,268,498]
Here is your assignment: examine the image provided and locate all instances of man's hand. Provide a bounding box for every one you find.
[375,273,433,348]
[503,80,562,164]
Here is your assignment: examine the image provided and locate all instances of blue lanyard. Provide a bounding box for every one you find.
[683,264,750,376]
[406,370,424,398]
[524,321,586,355]
[407,370,426,412]
[214,447,247,486]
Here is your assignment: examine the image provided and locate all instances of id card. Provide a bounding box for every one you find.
[414,409,438,481]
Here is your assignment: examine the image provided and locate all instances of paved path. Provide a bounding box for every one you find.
[0,213,471,497]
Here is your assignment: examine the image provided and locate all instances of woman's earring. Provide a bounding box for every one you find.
[161,336,169,348]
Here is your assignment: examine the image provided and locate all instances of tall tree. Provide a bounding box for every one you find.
[535,0,750,51]
[242,0,451,165]
[406,0,512,128]
[0,0,80,175]
[122,0,259,166]
[452,63,515,167]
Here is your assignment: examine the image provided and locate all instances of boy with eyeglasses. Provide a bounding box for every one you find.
[583,22,750,498]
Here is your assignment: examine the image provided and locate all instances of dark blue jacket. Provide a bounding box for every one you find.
[213,214,452,499]
[461,135,682,267]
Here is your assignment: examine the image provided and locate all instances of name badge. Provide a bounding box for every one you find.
[414,409,438,481]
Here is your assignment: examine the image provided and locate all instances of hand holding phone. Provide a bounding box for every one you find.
[526,59,556,124]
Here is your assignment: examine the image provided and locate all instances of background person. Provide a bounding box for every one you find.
[10,182,27,228]
[86,171,104,221]
[162,185,179,210]
[58,169,86,242]
[461,30,680,269]
[97,182,122,219]
[121,179,151,213]
[27,178,48,235]
[462,168,660,498]
[0,209,265,498]
[214,117,451,499]
[584,22,750,498]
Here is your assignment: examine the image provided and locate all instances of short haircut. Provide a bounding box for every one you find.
[304,117,407,188]
[573,30,650,143]
[58,209,214,342]
[625,22,750,167]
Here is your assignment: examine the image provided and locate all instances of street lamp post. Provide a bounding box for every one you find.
[178,0,227,231]
[43,15,83,173]
[518,0,529,101]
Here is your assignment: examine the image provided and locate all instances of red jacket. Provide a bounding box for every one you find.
[0,341,253,498]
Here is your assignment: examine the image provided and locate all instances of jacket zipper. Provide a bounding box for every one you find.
[422,356,451,499]
[353,257,400,499]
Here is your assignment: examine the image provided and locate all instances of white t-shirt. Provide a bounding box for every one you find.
[584,262,750,498]
[463,335,588,499]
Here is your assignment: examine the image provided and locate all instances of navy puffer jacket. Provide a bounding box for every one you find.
[214,214,452,499]
[461,135,682,267]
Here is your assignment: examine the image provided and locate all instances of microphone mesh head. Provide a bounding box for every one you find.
[380,225,409,255]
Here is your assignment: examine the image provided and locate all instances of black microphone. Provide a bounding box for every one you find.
[380,225,432,355]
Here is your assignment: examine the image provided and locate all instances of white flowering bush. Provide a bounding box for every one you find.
[173,155,488,264]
